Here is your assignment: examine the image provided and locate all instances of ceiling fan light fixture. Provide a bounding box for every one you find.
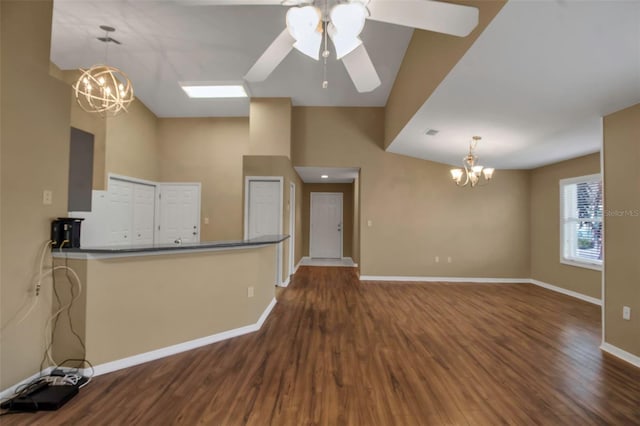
[330,2,366,38]
[327,23,362,60]
[286,5,322,59]
[293,31,322,60]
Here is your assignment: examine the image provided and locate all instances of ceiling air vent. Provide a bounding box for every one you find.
[424,129,439,136]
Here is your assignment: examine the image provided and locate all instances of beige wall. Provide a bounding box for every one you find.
[158,118,250,241]
[292,107,531,278]
[53,247,275,365]
[105,99,159,182]
[384,1,506,148]
[302,183,354,258]
[243,155,304,280]
[1,0,72,389]
[603,103,640,358]
[530,153,602,299]
[249,98,292,158]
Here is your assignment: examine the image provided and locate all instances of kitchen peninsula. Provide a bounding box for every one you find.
[51,235,288,375]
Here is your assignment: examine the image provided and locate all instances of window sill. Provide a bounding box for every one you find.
[561,258,602,272]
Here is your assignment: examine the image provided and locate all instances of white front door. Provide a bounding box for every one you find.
[157,184,201,244]
[310,192,342,259]
[245,178,283,285]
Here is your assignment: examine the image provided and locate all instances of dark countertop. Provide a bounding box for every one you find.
[55,234,289,255]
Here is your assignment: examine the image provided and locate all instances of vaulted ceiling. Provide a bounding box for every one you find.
[50,0,640,169]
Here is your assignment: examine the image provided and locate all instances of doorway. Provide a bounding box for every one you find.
[310,192,343,259]
[244,177,283,285]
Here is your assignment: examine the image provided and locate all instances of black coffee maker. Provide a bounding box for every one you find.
[51,217,84,248]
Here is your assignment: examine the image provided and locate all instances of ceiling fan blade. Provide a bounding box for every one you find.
[175,0,282,5]
[341,45,381,93]
[367,0,479,37]
[244,29,295,82]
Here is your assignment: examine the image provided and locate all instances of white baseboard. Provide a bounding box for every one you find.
[359,276,602,306]
[0,367,53,400]
[360,275,531,284]
[88,297,277,377]
[279,276,290,287]
[529,279,601,306]
[600,342,640,368]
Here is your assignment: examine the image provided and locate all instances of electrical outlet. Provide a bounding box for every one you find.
[367,220,373,227]
[43,190,53,205]
[247,286,254,298]
[204,217,209,225]
[435,256,439,263]
[447,256,452,263]
[623,306,631,320]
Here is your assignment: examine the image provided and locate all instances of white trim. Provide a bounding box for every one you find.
[599,116,606,345]
[293,258,303,274]
[560,258,602,271]
[529,279,601,305]
[289,182,296,276]
[87,297,277,377]
[107,172,157,188]
[280,276,290,287]
[360,276,531,284]
[0,368,54,401]
[600,342,640,369]
[244,176,284,285]
[359,275,602,306]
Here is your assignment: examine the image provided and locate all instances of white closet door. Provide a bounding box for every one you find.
[133,184,156,244]
[108,179,134,245]
[248,181,281,238]
[157,184,201,244]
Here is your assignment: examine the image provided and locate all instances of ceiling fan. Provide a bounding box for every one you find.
[186,0,479,93]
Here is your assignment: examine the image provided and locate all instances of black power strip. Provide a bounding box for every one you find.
[1,382,78,411]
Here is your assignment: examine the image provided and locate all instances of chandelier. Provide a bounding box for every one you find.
[450,136,495,187]
[72,26,134,117]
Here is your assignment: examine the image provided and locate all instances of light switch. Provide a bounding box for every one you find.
[204,217,209,225]
[367,220,373,227]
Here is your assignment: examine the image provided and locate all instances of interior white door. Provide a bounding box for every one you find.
[158,184,201,244]
[108,179,133,245]
[310,192,343,259]
[246,178,283,285]
[133,183,156,244]
[247,180,281,238]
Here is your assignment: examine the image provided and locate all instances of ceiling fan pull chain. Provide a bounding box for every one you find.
[322,20,329,89]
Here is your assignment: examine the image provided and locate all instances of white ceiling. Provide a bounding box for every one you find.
[50,1,413,117]
[51,1,640,170]
[387,0,640,169]
[295,167,359,183]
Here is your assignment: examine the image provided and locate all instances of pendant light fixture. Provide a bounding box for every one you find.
[73,26,134,117]
[450,136,495,187]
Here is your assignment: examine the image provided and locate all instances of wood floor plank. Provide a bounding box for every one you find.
[2,266,639,425]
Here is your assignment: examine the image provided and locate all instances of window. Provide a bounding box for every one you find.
[560,174,603,270]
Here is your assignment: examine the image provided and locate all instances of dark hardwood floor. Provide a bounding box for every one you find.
[3,266,640,425]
